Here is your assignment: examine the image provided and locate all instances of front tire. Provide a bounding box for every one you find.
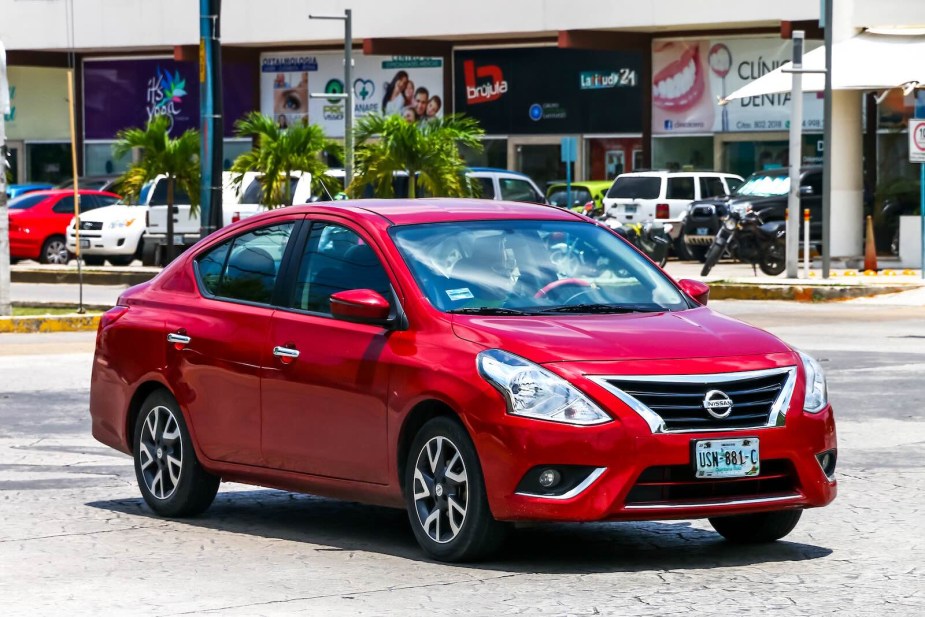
[709,509,802,543]
[133,390,219,517]
[404,417,508,562]
[700,242,724,276]
[107,254,135,267]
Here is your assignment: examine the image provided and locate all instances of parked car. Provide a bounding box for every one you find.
[143,172,314,264]
[467,168,545,203]
[601,171,744,259]
[681,167,822,261]
[5,183,54,199]
[7,189,120,264]
[546,180,611,216]
[89,199,836,562]
[55,175,120,193]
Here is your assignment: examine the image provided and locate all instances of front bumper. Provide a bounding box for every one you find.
[66,227,142,256]
[473,356,837,522]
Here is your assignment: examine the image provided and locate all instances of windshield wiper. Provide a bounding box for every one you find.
[447,307,532,316]
[537,303,662,314]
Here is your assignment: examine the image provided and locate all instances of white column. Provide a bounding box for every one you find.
[829,90,864,258]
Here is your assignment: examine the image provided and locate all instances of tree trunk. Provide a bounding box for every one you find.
[408,169,416,199]
[285,168,292,205]
[166,175,176,264]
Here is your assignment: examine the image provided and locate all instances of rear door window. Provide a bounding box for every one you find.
[149,179,192,206]
[499,178,541,203]
[474,177,495,199]
[699,176,727,198]
[666,177,695,200]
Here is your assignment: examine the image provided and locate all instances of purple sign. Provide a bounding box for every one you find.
[83,58,255,139]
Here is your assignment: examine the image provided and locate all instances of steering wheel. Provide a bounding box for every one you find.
[534,278,591,302]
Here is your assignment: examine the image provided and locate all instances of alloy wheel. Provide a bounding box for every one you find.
[412,436,469,544]
[138,405,183,500]
[45,239,69,265]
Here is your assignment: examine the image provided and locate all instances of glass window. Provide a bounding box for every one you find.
[499,178,541,203]
[241,176,300,205]
[666,177,695,200]
[475,177,495,199]
[725,176,744,193]
[802,172,823,196]
[8,194,48,210]
[27,143,72,185]
[547,187,592,208]
[196,223,294,304]
[290,223,393,315]
[148,179,192,206]
[652,136,714,172]
[391,220,688,313]
[606,176,661,199]
[736,174,790,197]
[84,142,132,176]
[699,176,727,199]
[52,196,75,214]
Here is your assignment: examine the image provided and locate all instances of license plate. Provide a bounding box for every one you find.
[80,239,90,249]
[694,438,759,479]
[696,227,709,235]
[623,205,637,214]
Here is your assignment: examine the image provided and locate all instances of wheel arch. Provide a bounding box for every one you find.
[125,381,172,454]
[396,399,462,496]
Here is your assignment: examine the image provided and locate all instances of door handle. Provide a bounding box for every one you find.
[167,332,191,348]
[273,346,300,364]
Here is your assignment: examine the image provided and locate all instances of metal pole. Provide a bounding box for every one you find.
[786,31,805,279]
[822,0,834,278]
[67,70,84,313]
[803,208,810,277]
[344,9,353,186]
[920,162,924,279]
[200,0,223,239]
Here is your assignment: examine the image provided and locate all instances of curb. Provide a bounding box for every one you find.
[11,268,157,286]
[0,314,102,334]
[708,283,915,302]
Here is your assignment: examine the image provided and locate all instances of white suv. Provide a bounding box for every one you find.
[601,171,743,254]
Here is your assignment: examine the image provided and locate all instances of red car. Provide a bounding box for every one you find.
[89,200,836,561]
[7,189,121,264]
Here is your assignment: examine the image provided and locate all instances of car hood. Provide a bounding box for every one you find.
[76,204,148,222]
[451,307,791,364]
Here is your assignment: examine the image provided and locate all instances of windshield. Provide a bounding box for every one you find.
[115,180,151,206]
[8,194,48,210]
[605,176,661,200]
[390,220,689,314]
[735,174,790,198]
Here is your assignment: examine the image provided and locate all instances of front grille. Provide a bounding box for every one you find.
[80,221,104,231]
[625,459,797,506]
[594,368,795,432]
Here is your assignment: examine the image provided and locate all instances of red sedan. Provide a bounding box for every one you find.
[7,189,120,264]
[89,200,836,561]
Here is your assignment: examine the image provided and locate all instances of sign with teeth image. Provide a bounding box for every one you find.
[652,37,823,134]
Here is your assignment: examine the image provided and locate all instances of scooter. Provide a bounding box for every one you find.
[604,218,672,267]
[700,209,786,276]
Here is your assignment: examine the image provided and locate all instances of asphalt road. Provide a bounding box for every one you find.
[1,298,923,615]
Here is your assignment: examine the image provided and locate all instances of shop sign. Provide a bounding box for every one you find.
[909,119,925,163]
[652,37,824,134]
[259,52,444,137]
[454,47,643,135]
[3,66,70,141]
[83,58,255,140]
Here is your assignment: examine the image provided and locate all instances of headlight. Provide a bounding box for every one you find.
[108,220,129,229]
[799,351,828,413]
[723,217,737,231]
[476,349,611,425]
[730,202,752,215]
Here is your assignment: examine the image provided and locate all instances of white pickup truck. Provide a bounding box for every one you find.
[143,172,313,264]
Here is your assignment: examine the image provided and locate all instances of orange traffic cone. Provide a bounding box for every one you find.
[864,214,878,272]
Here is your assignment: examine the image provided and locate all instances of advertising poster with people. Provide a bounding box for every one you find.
[652,37,824,134]
[259,52,443,137]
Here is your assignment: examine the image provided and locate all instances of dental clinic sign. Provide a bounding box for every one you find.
[653,36,824,134]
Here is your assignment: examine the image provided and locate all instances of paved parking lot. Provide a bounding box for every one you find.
[1,298,924,615]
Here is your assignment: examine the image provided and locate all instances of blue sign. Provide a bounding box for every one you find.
[560,137,577,163]
[528,103,543,122]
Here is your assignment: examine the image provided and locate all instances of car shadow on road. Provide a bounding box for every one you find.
[87,488,832,574]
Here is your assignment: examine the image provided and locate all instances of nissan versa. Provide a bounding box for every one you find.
[89,200,836,561]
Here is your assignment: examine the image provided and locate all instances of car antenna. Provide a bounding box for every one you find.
[318,177,334,201]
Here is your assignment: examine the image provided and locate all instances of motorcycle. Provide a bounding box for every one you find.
[700,209,786,276]
[604,218,672,267]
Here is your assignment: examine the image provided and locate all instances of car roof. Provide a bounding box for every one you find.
[547,180,612,189]
[275,198,582,225]
[615,170,741,178]
[467,167,531,177]
[14,189,119,198]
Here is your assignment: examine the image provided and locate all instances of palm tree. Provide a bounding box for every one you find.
[348,114,484,199]
[113,116,200,263]
[230,112,343,207]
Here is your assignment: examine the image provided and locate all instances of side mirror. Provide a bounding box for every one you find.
[330,289,392,324]
[677,279,710,306]
[799,184,814,196]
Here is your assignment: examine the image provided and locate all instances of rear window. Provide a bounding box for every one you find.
[8,194,48,210]
[606,176,661,200]
[547,187,592,208]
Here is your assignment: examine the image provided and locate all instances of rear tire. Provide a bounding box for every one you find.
[709,510,802,543]
[141,241,159,267]
[404,417,509,562]
[133,390,219,517]
[673,237,696,261]
[759,242,786,276]
[40,235,71,265]
[107,254,135,267]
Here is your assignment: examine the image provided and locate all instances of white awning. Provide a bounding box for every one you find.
[723,31,925,101]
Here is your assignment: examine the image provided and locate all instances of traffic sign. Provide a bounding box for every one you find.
[560,137,577,163]
[909,119,925,163]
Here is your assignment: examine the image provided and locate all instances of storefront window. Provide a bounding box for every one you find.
[461,138,508,169]
[27,143,72,184]
[652,136,713,171]
[586,137,643,180]
[85,142,132,176]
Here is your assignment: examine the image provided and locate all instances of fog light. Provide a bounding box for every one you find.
[538,469,561,488]
[816,449,837,479]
